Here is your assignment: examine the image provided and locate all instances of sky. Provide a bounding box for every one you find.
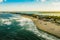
[0,0,60,11]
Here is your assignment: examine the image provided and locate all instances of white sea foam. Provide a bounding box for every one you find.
[13,16,59,40]
[0,13,59,40]
[1,19,11,25]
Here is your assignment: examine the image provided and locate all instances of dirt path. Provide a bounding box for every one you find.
[23,15,60,38]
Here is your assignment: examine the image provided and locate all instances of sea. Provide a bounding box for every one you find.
[0,13,60,40]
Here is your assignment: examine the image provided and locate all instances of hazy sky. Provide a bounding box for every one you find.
[0,0,60,11]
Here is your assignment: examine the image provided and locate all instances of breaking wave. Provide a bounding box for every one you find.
[0,13,60,40]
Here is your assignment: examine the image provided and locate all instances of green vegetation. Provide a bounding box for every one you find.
[38,15,60,25]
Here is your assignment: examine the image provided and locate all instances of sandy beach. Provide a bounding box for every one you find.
[23,15,60,38]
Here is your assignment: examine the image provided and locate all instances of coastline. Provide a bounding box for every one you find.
[22,15,60,38]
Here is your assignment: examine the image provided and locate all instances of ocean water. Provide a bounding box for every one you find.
[0,13,60,40]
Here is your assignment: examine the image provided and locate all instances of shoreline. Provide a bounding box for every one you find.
[22,15,60,38]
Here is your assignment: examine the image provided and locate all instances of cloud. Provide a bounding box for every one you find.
[55,0,60,1]
[0,0,3,2]
[52,2,60,5]
[0,0,60,11]
[36,0,46,2]
[41,0,46,2]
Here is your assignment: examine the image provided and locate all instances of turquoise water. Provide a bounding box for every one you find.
[0,13,60,40]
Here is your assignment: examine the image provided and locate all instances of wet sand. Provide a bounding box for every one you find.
[23,15,60,38]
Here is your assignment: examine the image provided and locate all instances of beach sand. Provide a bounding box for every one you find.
[23,15,60,38]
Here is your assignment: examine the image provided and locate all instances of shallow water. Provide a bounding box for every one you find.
[0,13,60,40]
